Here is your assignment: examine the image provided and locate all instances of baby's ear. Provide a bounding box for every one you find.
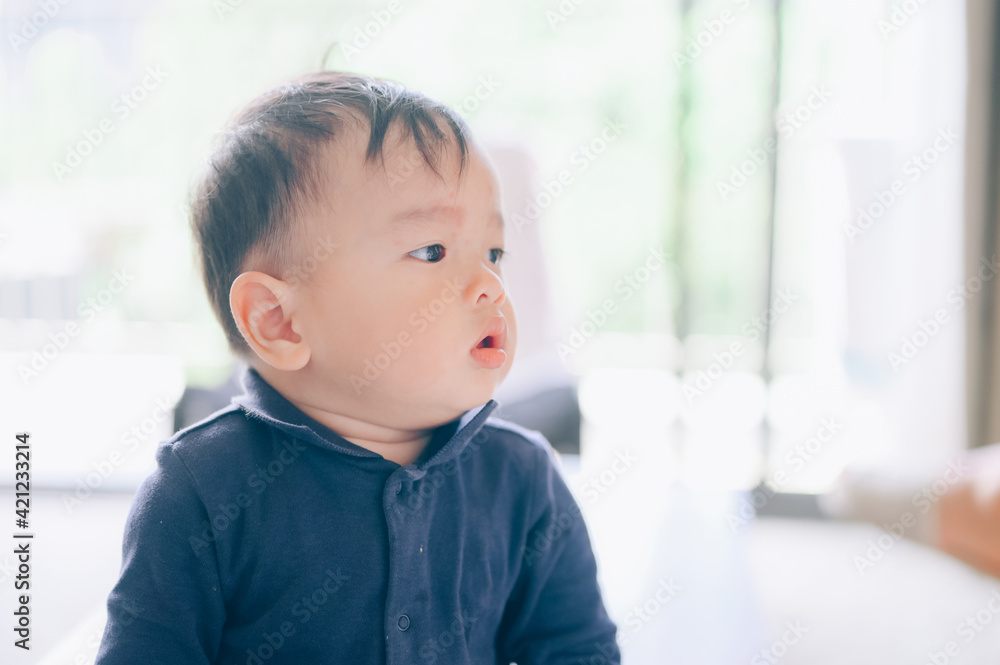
[230,272,310,371]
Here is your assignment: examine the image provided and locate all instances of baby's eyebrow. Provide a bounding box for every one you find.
[386,205,504,230]
[389,205,461,226]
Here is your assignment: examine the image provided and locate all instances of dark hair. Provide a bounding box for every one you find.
[189,71,471,357]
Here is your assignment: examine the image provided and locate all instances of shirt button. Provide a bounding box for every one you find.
[397,614,410,631]
[395,483,402,494]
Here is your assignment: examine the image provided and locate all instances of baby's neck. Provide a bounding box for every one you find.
[294,399,434,466]
[257,365,436,466]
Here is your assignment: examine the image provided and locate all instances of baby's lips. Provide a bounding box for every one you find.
[474,315,508,350]
[470,315,509,370]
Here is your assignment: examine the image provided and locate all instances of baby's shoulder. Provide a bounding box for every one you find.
[478,415,557,470]
[157,403,271,476]
[481,415,547,446]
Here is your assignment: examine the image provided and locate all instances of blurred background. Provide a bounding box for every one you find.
[2,0,1000,663]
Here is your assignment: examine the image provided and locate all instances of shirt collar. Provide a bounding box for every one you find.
[231,366,498,471]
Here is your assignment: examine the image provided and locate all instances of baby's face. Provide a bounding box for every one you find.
[289,123,517,428]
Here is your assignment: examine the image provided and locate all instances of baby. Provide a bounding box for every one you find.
[95,71,620,664]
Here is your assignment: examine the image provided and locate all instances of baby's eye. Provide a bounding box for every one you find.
[489,248,505,265]
[408,244,446,263]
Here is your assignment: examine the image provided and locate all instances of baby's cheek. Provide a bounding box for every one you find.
[502,300,518,358]
[381,321,446,373]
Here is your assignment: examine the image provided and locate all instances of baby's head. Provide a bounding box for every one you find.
[190,71,516,429]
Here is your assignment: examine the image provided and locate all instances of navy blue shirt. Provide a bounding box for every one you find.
[96,368,620,665]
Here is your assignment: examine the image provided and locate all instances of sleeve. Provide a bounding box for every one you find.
[497,443,621,665]
[94,443,226,665]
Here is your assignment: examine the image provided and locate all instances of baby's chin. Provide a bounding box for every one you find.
[388,381,503,430]
[342,353,512,427]
[430,386,500,422]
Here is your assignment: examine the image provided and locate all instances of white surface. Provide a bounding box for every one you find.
[745,517,1000,665]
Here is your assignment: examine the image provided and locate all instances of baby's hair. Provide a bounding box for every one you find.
[189,71,471,357]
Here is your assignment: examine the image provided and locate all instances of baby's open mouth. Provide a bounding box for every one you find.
[471,316,508,369]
